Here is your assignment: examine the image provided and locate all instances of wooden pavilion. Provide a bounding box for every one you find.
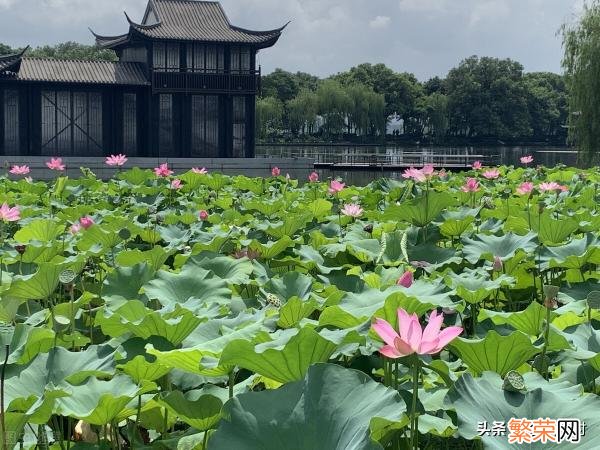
[0,0,286,158]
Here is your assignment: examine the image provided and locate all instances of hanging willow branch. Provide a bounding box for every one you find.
[561,0,600,165]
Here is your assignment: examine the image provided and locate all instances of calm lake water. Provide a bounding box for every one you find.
[257,144,579,185]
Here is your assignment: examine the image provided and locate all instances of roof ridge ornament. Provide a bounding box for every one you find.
[124,10,162,29]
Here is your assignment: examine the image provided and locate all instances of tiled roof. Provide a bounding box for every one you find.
[0,48,28,73]
[9,58,149,85]
[94,0,287,49]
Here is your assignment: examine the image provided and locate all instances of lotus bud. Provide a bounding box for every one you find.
[543,284,559,309]
[492,256,503,272]
[397,270,414,288]
[538,201,545,215]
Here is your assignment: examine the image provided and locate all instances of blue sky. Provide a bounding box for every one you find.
[0,0,586,80]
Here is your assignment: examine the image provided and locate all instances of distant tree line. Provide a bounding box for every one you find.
[1,42,569,146]
[0,41,116,61]
[259,59,568,145]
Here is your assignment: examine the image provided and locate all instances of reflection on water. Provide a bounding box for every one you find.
[257,144,579,186]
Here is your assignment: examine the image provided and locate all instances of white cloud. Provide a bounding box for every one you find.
[0,0,589,79]
[469,1,511,27]
[369,15,391,29]
[0,0,17,9]
[399,0,449,13]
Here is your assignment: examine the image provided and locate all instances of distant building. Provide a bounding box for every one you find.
[0,0,286,157]
[387,113,404,136]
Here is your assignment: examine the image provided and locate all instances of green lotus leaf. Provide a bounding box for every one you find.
[266,214,311,239]
[558,324,600,371]
[446,371,600,449]
[14,219,64,243]
[95,300,203,345]
[115,246,172,271]
[535,212,580,245]
[449,331,539,376]
[143,266,231,308]
[219,327,337,383]
[208,363,406,450]
[540,234,600,270]
[54,375,144,425]
[478,301,546,336]
[0,323,56,364]
[249,236,294,259]
[383,192,457,227]
[462,232,537,264]
[264,271,313,301]
[6,262,63,300]
[307,198,333,220]
[76,223,123,253]
[346,239,381,263]
[103,263,155,306]
[185,252,254,284]
[158,390,223,431]
[277,296,318,329]
[446,269,514,304]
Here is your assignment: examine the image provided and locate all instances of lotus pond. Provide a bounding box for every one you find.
[1,162,600,450]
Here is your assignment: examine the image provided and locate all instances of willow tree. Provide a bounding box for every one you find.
[562,1,600,164]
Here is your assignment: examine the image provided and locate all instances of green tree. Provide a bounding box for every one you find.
[446,56,531,140]
[523,72,568,142]
[333,63,423,119]
[0,43,15,56]
[423,93,449,143]
[261,69,300,102]
[287,89,318,135]
[316,80,352,137]
[256,97,284,140]
[28,41,116,61]
[562,1,600,163]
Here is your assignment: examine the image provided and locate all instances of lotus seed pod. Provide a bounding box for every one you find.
[502,370,526,392]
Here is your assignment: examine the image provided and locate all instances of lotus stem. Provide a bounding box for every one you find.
[1,344,8,450]
[228,370,235,399]
[410,358,420,450]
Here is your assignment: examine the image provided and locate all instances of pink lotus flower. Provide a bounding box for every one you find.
[328,180,345,195]
[461,178,480,193]
[79,217,94,229]
[0,203,20,222]
[539,182,567,192]
[171,179,182,190]
[373,308,463,358]
[402,167,427,183]
[199,210,209,221]
[516,182,534,196]
[341,203,363,218]
[105,154,128,167]
[271,167,281,177]
[154,163,173,178]
[70,223,82,234]
[422,164,435,176]
[46,158,65,171]
[482,168,500,180]
[438,169,448,179]
[9,165,30,175]
[472,161,482,170]
[520,155,534,165]
[308,172,319,183]
[492,256,503,272]
[192,167,208,174]
[397,270,414,288]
